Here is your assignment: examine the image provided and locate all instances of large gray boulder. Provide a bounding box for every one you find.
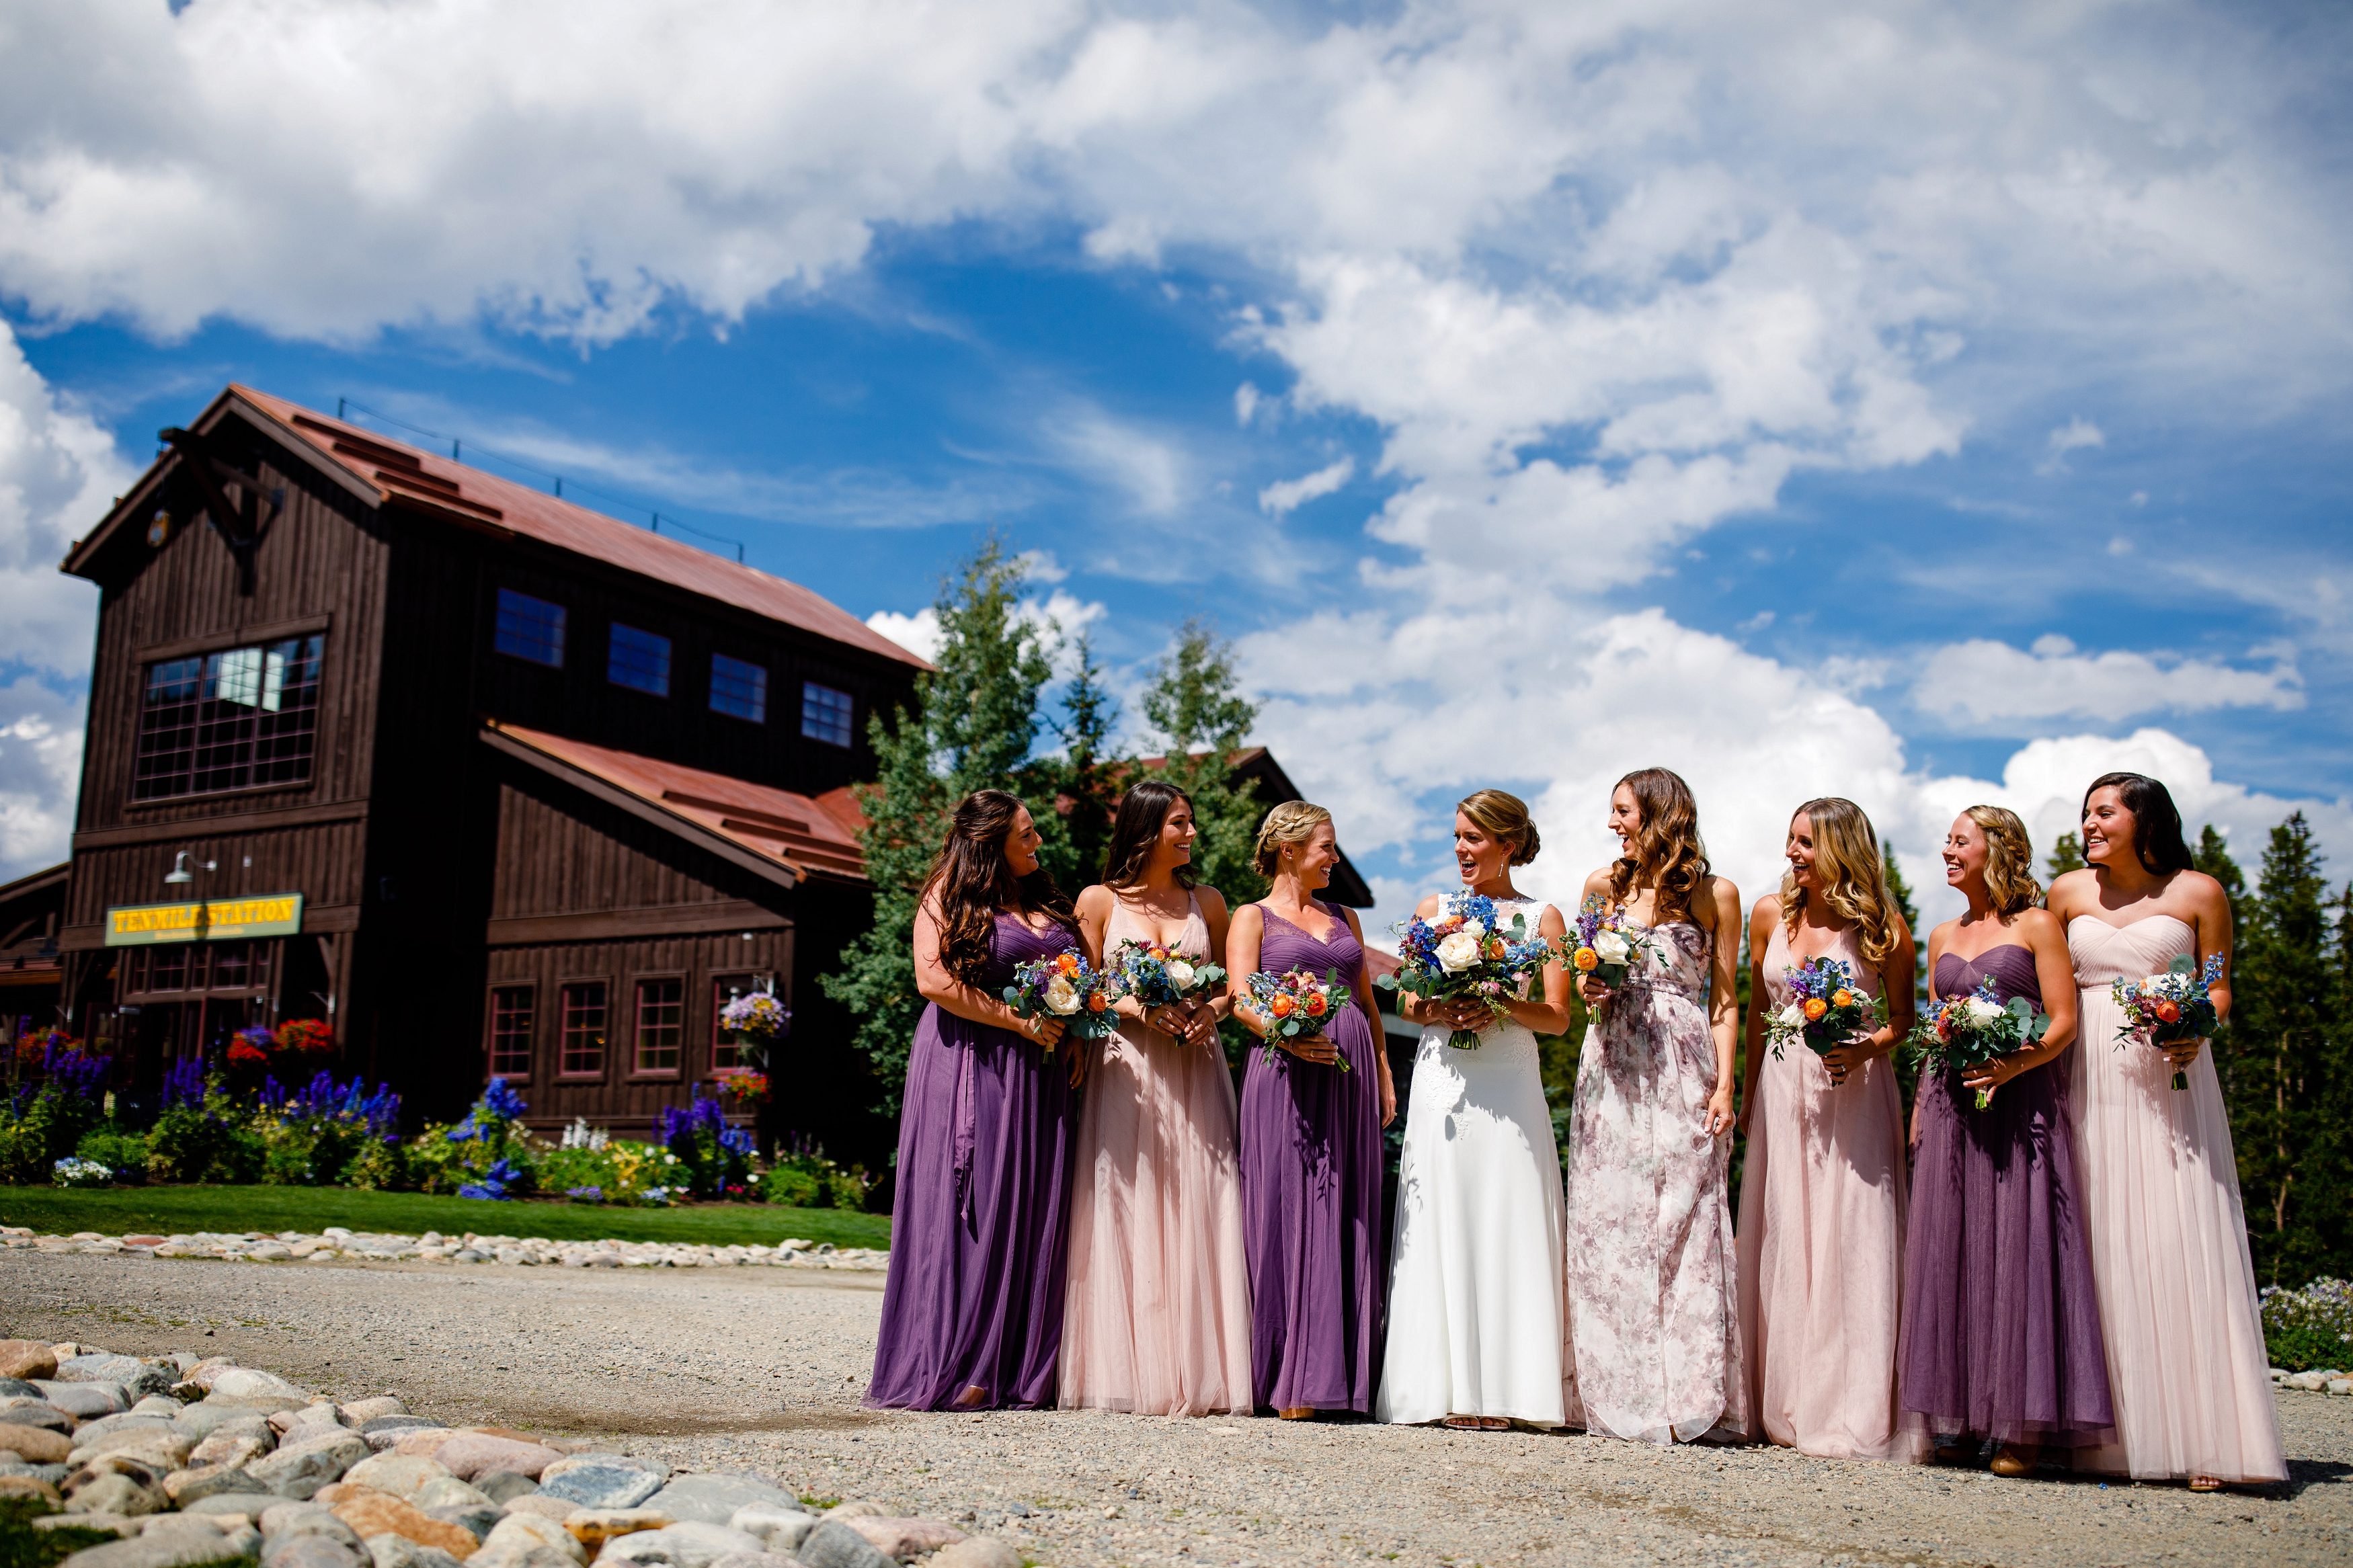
[598,1524,765,1568]
[537,1462,664,1511]
[262,1537,366,1568]
[249,1431,368,1500]
[642,1476,798,1528]
[791,1522,891,1568]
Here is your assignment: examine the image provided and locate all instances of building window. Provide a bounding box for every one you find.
[490,986,534,1077]
[801,682,854,747]
[559,981,607,1076]
[633,978,684,1074]
[493,589,566,666]
[713,973,756,1071]
[608,624,672,696]
[710,654,767,723]
[133,635,325,800]
[147,947,186,993]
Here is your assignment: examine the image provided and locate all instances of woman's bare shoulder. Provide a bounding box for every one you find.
[1193,884,1232,921]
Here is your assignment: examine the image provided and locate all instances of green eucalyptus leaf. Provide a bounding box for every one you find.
[2168,954,2196,976]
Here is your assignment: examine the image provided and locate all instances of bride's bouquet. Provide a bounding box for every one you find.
[1766,955,1886,1063]
[1908,974,2050,1109]
[1560,895,1661,989]
[2111,952,2225,1091]
[1002,950,1119,1054]
[1246,967,1353,1069]
[1377,889,1551,1050]
[1108,939,1228,1012]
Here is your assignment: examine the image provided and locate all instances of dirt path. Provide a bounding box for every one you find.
[7,1251,2346,1568]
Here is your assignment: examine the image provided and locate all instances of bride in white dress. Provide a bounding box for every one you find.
[1376,790,1575,1429]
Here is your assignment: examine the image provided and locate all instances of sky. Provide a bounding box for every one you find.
[2,0,2350,937]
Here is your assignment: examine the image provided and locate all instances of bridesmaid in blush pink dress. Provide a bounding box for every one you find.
[1736,797,1929,1464]
[1060,781,1253,1416]
[2050,772,2284,1490]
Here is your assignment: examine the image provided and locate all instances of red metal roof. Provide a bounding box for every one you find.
[489,722,868,884]
[225,386,928,671]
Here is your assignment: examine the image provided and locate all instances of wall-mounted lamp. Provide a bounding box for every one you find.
[164,851,216,886]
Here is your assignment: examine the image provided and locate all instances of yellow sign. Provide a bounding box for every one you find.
[106,893,305,946]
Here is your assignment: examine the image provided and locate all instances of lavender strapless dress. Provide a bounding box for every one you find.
[1899,944,2114,1447]
[867,913,1078,1411]
[1238,901,1385,1414]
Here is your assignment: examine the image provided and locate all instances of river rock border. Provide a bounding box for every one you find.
[0,1337,1006,1568]
[1,1229,887,1272]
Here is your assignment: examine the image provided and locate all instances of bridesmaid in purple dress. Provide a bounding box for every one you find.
[1900,806,2113,1476]
[1228,801,1398,1419]
[868,790,1082,1411]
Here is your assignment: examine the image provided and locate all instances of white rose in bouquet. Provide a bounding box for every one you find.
[1593,930,1632,966]
[1165,959,1197,990]
[2144,974,2172,993]
[1965,996,2006,1025]
[1459,919,1486,942]
[1778,1002,1804,1028]
[1044,975,1082,1015]
[1435,930,1485,973]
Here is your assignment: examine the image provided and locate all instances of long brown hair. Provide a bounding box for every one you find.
[1780,796,1905,964]
[1607,768,1709,924]
[2082,771,2194,874]
[1102,780,1197,892]
[924,790,1074,987]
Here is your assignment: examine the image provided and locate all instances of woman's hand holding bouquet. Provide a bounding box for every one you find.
[1247,966,1352,1068]
[1003,949,1119,1055]
[1109,938,1228,1049]
[1377,890,1552,1049]
[1907,973,2052,1109]
[2112,952,2224,1090]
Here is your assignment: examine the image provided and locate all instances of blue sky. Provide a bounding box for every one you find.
[3,0,2349,932]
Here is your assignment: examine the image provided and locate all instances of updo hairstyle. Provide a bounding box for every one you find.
[1253,800,1333,876]
[1457,789,1540,866]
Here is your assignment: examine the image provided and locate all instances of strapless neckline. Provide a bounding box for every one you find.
[2068,912,2193,940]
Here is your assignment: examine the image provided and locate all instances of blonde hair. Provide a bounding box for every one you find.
[1457,789,1540,866]
[1780,797,1905,964]
[1607,768,1710,925]
[1962,804,2043,917]
[1253,800,1333,876]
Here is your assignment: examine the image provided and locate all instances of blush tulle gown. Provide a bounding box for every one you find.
[1058,893,1254,1415]
[2065,915,2285,1483]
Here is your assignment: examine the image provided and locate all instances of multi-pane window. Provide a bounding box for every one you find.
[608,624,671,696]
[123,942,271,996]
[134,635,324,800]
[801,682,854,747]
[634,979,684,1073]
[490,986,534,1077]
[710,654,768,723]
[494,589,565,666]
[712,973,755,1071]
[559,982,607,1076]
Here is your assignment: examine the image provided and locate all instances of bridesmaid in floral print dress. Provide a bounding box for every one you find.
[1562,768,1748,1444]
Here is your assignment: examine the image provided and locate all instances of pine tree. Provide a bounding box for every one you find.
[1142,620,1266,905]
[2229,813,2333,1286]
[2047,832,2087,878]
[820,541,1053,1115]
[1026,630,1123,894]
[2194,824,2247,931]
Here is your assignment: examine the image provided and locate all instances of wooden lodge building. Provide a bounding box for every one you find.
[16,383,1371,1151]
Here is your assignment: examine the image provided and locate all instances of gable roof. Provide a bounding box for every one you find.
[484,721,868,887]
[66,384,928,673]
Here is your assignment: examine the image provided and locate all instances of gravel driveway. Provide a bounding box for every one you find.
[5,1251,2344,1568]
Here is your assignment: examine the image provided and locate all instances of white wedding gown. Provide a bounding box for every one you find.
[1375,897,1572,1426]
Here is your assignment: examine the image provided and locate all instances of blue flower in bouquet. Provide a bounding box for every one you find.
[1379,888,1550,1049]
[1767,955,1886,1061]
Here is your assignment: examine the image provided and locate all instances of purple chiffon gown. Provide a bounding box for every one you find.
[1238,900,1386,1415]
[867,913,1078,1411]
[1898,944,2114,1448]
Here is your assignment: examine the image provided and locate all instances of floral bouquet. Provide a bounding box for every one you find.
[1247,967,1353,1068]
[1377,889,1551,1049]
[2112,952,2225,1091]
[1560,895,1661,989]
[1908,974,2051,1109]
[1108,938,1228,1012]
[1767,955,1886,1063]
[1002,949,1120,1053]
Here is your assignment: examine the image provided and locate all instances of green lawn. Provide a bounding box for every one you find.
[0,1186,890,1251]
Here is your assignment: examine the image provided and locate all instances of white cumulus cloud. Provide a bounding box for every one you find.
[1258,457,1353,516]
[1911,637,2303,725]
